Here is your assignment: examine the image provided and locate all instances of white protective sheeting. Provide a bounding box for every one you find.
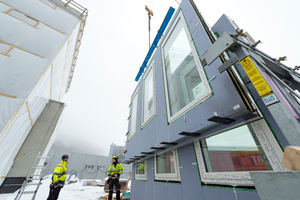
[0,0,82,185]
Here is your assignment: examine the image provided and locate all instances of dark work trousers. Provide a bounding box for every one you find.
[109,178,121,200]
[47,186,61,200]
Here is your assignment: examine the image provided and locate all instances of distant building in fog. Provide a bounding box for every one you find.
[44,148,108,180]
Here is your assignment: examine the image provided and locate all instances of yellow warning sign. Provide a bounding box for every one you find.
[240,56,272,98]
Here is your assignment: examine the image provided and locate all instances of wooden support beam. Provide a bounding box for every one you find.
[0,92,17,98]
[26,102,33,127]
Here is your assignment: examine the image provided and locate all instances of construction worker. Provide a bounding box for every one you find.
[47,155,69,200]
[139,163,145,174]
[107,156,123,200]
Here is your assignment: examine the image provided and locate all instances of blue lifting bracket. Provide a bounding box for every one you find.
[135,7,175,82]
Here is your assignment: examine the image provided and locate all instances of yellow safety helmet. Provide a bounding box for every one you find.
[111,156,118,161]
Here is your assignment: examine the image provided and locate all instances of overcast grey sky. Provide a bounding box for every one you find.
[52,0,300,156]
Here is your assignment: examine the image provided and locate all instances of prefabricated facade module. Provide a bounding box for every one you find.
[125,0,300,199]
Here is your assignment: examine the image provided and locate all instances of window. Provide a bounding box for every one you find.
[0,42,13,57]
[0,2,10,12]
[141,61,155,127]
[135,160,147,180]
[195,119,284,186]
[39,0,58,10]
[128,89,139,139]
[155,149,181,181]
[161,11,212,123]
[5,8,39,27]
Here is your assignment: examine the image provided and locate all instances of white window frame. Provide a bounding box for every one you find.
[154,149,181,182]
[128,88,139,140]
[194,119,284,186]
[0,41,13,57]
[161,11,212,123]
[0,2,10,12]
[135,160,147,180]
[5,8,40,28]
[141,60,156,128]
[39,0,58,10]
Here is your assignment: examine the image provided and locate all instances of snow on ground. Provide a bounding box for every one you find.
[0,176,108,200]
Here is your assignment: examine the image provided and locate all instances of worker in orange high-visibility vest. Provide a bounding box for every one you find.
[47,155,68,200]
[107,156,123,200]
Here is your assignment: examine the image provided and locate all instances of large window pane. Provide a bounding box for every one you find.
[135,160,147,180]
[0,42,11,55]
[39,0,57,9]
[0,3,10,12]
[201,124,272,172]
[142,63,155,126]
[128,90,138,139]
[155,149,180,181]
[162,12,211,122]
[9,10,39,26]
[156,150,176,174]
[135,160,145,175]
[195,120,284,186]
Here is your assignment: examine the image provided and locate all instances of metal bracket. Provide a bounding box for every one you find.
[202,31,237,66]
[218,55,239,73]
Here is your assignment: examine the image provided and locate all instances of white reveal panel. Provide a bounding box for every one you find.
[0,0,85,186]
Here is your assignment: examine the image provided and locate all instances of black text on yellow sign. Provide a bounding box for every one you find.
[240,56,272,98]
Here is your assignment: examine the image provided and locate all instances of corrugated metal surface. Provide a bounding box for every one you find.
[44,148,108,180]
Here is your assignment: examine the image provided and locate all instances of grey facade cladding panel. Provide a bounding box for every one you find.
[126,0,262,199]
[81,154,98,179]
[176,144,202,200]
[131,144,260,200]
[44,148,108,180]
[125,0,250,161]
[68,152,86,179]
[126,1,300,200]
[211,14,290,148]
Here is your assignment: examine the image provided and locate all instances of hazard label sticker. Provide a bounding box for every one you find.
[240,56,272,98]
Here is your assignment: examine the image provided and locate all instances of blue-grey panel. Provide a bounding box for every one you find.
[177,144,203,200]
[250,172,300,200]
[166,183,183,200]
[202,187,235,200]
[146,157,155,200]
[203,186,259,200]
[132,178,147,200]
[153,182,169,200]
[168,98,217,142]
[211,14,238,36]
[236,189,260,200]
[152,48,169,144]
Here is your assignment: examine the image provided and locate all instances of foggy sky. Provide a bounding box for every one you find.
[52,0,300,156]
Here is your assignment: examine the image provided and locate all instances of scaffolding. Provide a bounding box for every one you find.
[51,0,88,93]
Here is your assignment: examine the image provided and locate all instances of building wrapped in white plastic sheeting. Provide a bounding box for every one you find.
[0,0,87,189]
